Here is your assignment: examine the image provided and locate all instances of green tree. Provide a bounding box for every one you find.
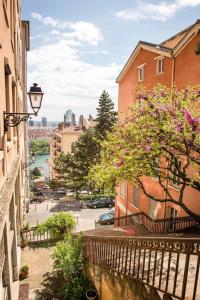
[54,91,117,192]
[29,139,50,155]
[37,212,76,238]
[71,128,99,182]
[95,90,117,140]
[52,234,89,300]
[54,152,84,193]
[90,85,200,218]
[32,167,41,178]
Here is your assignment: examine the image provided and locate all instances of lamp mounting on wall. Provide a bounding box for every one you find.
[4,83,44,133]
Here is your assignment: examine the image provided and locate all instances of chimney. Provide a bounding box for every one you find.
[64,114,67,128]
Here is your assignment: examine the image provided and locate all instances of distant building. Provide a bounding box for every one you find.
[29,120,34,126]
[50,114,95,179]
[65,109,76,126]
[28,126,54,140]
[41,117,47,127]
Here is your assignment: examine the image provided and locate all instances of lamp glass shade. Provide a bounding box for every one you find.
[31,152,36,163]
[28,83,44,115]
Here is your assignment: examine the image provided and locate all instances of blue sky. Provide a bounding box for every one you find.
[22,0,200,121]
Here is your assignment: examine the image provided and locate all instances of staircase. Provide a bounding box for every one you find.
[84,235,200,300]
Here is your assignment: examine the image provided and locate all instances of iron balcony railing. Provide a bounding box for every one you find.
[111,212,200,233]
[84,235,200,300]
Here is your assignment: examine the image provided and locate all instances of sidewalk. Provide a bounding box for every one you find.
[20,247,59,300]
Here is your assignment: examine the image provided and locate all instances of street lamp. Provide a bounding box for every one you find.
[4,83,44,133]
[24,151,36,168]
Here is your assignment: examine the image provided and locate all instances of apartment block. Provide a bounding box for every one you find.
[116,20,200,220]
[0,1,29,299]
[50,115,95,179]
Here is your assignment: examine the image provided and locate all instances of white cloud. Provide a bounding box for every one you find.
[29,13,118,121]
[28,39,121,121]
[31,13,103,46]
[116,0,200,22]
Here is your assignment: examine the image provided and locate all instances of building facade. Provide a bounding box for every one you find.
[116,20,200,221]
[0,1,29,299]
[50,115,95,179]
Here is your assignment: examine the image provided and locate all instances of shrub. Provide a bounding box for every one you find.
[52,234,90,300]
[37,212,76,239]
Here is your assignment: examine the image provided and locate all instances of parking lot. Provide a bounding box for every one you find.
[26,197,113,232]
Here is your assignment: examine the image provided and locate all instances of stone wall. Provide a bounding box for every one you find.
[87,264,173,300]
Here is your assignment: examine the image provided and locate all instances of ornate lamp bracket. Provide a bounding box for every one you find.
[4,112,35,133]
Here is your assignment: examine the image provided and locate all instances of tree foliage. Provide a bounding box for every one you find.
[90,85,200,217]
[52,234,89,300]
[54,90,117,191]
[32,167,41,178]
[29,139,50,155]
[37,212,76,238]
[95,90,117,140]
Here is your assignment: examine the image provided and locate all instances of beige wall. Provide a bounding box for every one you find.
[50,126,82,179]
[87,264,170,300]
[0,1,29,299]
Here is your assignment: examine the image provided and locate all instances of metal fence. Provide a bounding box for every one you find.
[21,227,56,244]
[84,235,200,299]
[113,212,200,233]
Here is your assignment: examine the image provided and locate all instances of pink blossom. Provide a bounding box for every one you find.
[115,158,124,168]
[143,145,151,152]
[175,122,183,132]
[184,110,200,131]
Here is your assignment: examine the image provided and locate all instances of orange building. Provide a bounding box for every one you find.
[115,20,200,220]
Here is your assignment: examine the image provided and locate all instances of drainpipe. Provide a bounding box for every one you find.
[125,181,128,225]
[164,53,175,222]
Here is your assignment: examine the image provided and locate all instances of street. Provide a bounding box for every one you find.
[26,197,112,232]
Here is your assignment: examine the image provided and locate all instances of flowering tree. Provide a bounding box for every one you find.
[89,85,200,218]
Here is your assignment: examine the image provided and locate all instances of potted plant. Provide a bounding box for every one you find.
[86,289,97,300]
[19,265,29,280]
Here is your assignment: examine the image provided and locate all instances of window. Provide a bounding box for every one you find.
[148,198,157,219]
[132,186,140,209]
[170,157,181,187]
[156,57,164,75]
[119,182,126,198]
[137,64,145,81]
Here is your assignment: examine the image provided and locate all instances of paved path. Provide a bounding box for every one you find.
[20,247,59,300]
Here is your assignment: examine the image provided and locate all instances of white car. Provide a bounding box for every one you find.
[80,191,88,195]
[67,192,75,197]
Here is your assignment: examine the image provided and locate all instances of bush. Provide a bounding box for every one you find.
[36,212,76,238]
[52,234,90,300]
[32,167,41,178]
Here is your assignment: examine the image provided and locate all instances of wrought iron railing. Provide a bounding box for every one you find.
[113,212,200,233]
[84,235,200,300]
[21,227,57,244]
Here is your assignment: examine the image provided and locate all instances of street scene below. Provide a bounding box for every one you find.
[26,198,112,232]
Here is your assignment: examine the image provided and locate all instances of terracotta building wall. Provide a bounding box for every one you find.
[116,32,200,220]
[174,34,200,88]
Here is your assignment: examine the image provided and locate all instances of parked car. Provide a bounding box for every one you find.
[80,190,88,195]
[30,196,44,203]
[98,211,115,225]
[42,185,50,189]
[57,189,66,194]
[87,198,114,208]
[67,191,75,197]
